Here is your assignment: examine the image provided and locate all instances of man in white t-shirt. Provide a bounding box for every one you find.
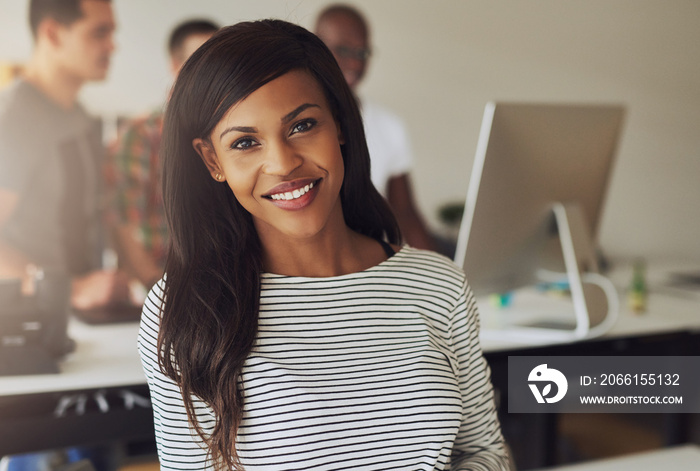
[315,5,436,251]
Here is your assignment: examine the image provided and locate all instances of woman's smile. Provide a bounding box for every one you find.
[262,177,322,209]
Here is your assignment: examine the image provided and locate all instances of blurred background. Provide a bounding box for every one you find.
[1,0,698,263]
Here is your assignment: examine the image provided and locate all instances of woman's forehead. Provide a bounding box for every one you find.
[216,70,330,126]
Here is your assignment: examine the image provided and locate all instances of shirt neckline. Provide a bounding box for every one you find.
[261,245,406,282]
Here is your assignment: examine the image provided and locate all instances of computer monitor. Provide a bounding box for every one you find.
[454,102,625,340]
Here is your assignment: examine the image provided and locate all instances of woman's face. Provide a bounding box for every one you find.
[194,69,346,243]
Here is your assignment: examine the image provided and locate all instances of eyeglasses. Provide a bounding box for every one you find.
[332,45,372,62]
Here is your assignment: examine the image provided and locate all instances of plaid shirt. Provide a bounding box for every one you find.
[106,109,167,267]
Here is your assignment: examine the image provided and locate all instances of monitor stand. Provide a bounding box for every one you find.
[479,202,619,345]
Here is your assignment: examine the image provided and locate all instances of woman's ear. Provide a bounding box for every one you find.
[193,138,226,182]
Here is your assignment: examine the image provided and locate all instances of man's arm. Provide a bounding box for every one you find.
[386,174,436,251]
[0,188,32,285]
[112,224,163,289]
[70,269,131,310]
[1,188,130,308]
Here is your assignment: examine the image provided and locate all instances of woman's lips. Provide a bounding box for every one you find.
[267,180,315,201]
[262,178,322,210]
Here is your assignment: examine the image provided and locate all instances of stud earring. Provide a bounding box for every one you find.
[215,172,225,182]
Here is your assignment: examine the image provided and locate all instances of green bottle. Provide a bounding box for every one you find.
[628,259,647,313]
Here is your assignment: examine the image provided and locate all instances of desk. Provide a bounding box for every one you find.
[480,260,700,469]
[478,281,700,353]
[531,444,700,470]
[0,318,150,456]
[1,319,145,396]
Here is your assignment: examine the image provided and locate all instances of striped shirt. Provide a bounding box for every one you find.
[138,247,511,470]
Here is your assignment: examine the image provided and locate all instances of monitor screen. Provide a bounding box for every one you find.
[454,102,625,296]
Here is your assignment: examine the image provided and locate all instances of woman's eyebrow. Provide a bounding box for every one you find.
[281,103,320,124]
[220,126,257,139]
[218,104,320,139]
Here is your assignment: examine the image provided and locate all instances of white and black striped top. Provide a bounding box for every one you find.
[138,247,511,470]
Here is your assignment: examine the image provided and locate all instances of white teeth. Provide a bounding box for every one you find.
[270,181,315,201]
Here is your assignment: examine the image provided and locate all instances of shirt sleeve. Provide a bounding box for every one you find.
[138,281,214,470]
[449,279,513,470]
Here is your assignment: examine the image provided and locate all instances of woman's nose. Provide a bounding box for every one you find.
[262,141,303,176]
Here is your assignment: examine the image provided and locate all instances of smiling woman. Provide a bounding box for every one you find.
[137,19,511,471]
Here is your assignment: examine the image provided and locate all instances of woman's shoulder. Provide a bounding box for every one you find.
[389,246,467,283]
[140,277,166,327]
[394,245,461,267]
[137,279,166,365]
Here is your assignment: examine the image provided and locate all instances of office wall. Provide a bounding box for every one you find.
[1,0,698,261]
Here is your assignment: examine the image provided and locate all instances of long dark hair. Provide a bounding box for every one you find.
[158,19,401,470]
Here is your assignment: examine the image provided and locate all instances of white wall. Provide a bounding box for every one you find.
[1,0,698,261]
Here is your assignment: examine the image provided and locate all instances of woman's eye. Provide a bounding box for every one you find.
[291,119,317,134]
[232,137,256,150]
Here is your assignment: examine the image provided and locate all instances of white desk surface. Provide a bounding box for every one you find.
[0,317,144,396]
[478,260,700,352]
[1,260,698,396]
[532,444,700,471]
